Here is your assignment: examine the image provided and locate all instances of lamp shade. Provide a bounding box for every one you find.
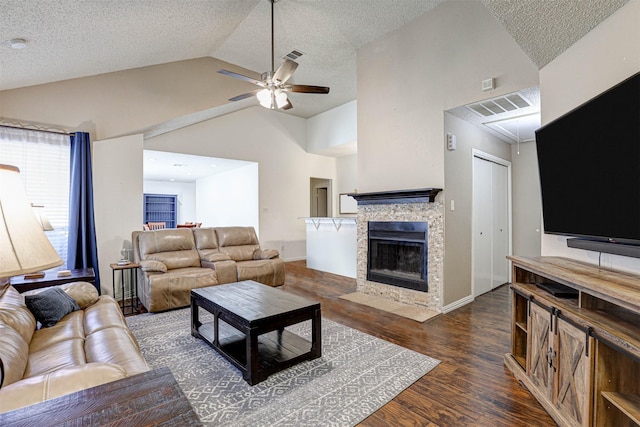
[0,164,63,278]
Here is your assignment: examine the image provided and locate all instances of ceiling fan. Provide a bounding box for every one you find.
[217,0,330,111]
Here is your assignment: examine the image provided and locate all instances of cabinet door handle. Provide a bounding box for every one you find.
[546,348,554,368]
[585,327,592,357]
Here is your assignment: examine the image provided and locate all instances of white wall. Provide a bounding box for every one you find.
[93,134,143,297]
[336,154,358,217]
[146,106,337,260]
[357,0,538,193]
[307,100,357,156]
[196,163,259,231]
[539,0,640,273]
[143,180,196,224]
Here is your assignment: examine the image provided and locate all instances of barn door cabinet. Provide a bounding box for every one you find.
[505,256,640,427]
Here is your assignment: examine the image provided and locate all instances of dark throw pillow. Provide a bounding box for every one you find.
[25,287,80,328]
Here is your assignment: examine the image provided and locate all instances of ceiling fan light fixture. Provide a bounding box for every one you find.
[275,89,288,109]
[218,0,329,110]
[257,88,273,108]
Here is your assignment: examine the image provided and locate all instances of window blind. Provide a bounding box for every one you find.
[0,127,71,268]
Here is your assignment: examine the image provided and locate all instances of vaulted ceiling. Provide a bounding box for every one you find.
[0,0,629,118]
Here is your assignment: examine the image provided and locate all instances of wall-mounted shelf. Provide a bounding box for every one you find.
[348,188,442,205]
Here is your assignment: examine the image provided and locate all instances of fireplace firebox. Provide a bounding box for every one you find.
[367,221,428,292]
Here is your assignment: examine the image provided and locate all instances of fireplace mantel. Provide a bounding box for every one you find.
[348,188,442,205]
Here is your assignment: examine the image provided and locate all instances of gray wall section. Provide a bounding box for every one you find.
[511,142,542,257]
[443,113,512,306]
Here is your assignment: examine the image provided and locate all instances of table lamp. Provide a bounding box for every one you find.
[0,164,63,284]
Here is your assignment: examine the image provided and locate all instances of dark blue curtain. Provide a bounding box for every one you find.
[67,132,100,294]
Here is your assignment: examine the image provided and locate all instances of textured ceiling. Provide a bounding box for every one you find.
[482,0,629,68]
[0,0,630,119]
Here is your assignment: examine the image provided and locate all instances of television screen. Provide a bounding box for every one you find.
[535,72,640,245]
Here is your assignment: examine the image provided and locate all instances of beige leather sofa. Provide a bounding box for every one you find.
[0,281,149,413]
[133,226,285,313]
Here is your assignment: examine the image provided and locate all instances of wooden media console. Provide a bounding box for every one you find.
[505,256,640,427]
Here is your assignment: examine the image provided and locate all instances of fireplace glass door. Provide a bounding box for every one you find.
[367,221,428,292]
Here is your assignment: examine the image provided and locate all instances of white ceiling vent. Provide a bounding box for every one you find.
[283,49,305,62]
[466,93,531,117]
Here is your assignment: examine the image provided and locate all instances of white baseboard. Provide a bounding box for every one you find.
[284,256,306,262]
[443,294,474,313]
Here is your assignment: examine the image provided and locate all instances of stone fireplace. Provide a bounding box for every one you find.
[351,189,443,312]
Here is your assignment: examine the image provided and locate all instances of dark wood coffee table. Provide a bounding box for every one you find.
[191,280,321,385]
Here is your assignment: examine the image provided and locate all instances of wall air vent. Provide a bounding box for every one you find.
[466,93,531,117]
[283,49,305,61]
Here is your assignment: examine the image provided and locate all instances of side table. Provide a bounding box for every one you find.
[10,268,95,293]
[110,262,140,315]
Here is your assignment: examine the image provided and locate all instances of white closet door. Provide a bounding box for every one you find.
[473,156,493,296]
[492,161,509,288]
[473,154,510,297]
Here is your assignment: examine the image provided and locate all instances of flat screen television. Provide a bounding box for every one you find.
[535,71,640,250]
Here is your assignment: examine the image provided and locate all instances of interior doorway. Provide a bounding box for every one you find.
[472,150,511,297]
[310,177,332,217]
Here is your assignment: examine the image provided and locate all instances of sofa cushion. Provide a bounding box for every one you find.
[0,363,127,413]
[25,338,86,378]
[85,328,149,376]
[60,282,100,309]
[0,287,37,344]
[28,311,85,353]
[236,259,286,287]
[143,267,218,312]
[193,227,219,250]
[25,287,80,328]
[83,296,128,335]
[138,229,201,269]
[216,226,261,261]
[0,324,30,387]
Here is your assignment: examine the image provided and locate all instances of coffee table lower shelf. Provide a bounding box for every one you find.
[195,320,314,381]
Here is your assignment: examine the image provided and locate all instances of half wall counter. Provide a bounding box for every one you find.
[303,217,357,278]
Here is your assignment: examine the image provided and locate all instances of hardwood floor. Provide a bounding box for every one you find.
[282,261,556,427]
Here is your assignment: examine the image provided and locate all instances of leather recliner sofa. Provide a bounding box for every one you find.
[132,226,285,313]
[0,281,149,413]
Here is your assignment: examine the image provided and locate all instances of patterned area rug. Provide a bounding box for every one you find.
[127,308,440,426]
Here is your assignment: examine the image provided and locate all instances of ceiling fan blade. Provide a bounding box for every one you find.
[285,84,330,94]
[229,90,260,102]
[217,69,264,87]
[273,59,299,84]
[281,97,293,110]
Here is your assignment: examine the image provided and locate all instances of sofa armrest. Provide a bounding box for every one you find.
[0,363,127,413]
[201,259,237,284]
[139,260,167,273]
[253,248,279,260]
[200,252,232,263]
